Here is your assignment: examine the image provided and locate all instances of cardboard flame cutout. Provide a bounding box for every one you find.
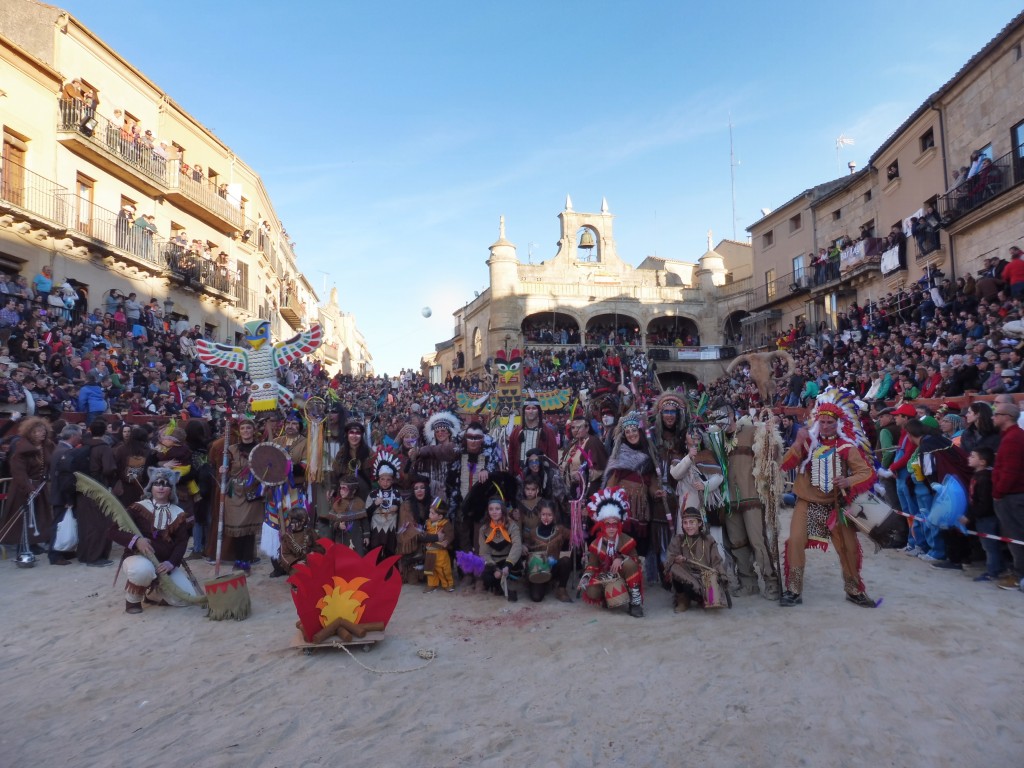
[288,540,402,642]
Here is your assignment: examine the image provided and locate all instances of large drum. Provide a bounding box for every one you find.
[601,574,628,608]
[527,553,551,584]
[702,570,728,609]
[847,492,903,547]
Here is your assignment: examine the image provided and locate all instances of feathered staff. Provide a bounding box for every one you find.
[752,408,784,594]
[74,472,207,606]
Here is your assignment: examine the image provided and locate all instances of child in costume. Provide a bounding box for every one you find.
[273,508,323,577]
[478,495,523,601]
[579,487,644,617]
[329,474,368,554]
[513,475,543,537]
[421,497,454,593]
[366,450,402,560]
[522,499,573,603]
[664,507,729,612]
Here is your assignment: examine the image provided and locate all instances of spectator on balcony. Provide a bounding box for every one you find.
[191,164,204,184]
[966,150,983,179]
[969,157,1003,204]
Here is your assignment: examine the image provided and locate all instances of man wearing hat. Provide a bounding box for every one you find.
[507,396,558,479]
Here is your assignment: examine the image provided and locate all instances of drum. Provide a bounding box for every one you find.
[847,492,902,547]
[527,553,551,584]
[702,570,728,609]
[602,574,628,608]
[248,442,291,487]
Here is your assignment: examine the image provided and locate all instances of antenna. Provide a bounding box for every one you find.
[317,270,328,297]
[528,242,536,264]
[729,114,737,241]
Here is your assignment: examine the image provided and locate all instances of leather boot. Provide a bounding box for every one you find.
[554,586,572,603]
[627,585,644,618]
[125,600,143,615]
[673,592,690,613]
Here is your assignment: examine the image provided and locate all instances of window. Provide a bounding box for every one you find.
[762,230,774,248]
[861,219,875,239]
[1,130,28,206]
[863,190,872,203]
[1013,119,1024,181]
[75,172,94,235]
[789,213,802,233]
[919,128,935,152]
[1013,43,1021,61]
[766,268,777,300]
[832,209,841,221]
[792,255,805,283]
[886,160,900,181]
[473,327,483,358]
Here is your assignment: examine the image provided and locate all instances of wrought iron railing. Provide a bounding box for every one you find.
[0,157,68,225]
[57,99,170,185]
[167,159,243,229]
[937,143,1022,223]
[717,275,753,297]
[233,284,258,314]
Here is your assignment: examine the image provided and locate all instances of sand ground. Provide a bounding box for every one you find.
[1,528,1022,768]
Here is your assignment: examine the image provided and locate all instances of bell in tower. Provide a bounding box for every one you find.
[577,228,596,261]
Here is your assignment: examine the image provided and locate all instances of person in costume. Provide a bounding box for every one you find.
[397,474,432,578]
[579,487,644,618]
[218,417,264,569]
[331,419,373,500]
[273,507,322,577]
[449,420,500,554]
[603,411,667,582]
[780,389,878,607]
[562,414,608,504]
[507,396,559,479]
[110,468,198,614]
[328,473,368,553]
[155,426,198,520]
[522,448,567,518]
[1,417,54,551]
[523,499,573,603]
[265,412,309,571]
[411,410,461,506]
[421,497,454,593]
[394,422,422,496]
[664,507,729,613]
[366,449,403,562]
[478,495,522,601]
[720,410,783,600]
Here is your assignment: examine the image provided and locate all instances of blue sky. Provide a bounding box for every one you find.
[60,1,1022,374]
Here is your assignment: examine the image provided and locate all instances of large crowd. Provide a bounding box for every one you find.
[1,240,1022,617]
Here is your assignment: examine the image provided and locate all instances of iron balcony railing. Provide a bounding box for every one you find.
[233,284,259,314]
[0,157,68,225]
[937,142,1023,223]
[158,243,236,294]
[57,99,170,185]
[58,192,163,265]
[167,159,243,229]
[717,275,753,297]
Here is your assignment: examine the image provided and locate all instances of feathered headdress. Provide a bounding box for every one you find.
[586,486,631,523]
[807,388,871,456]
[425,410,462,444]
[372,448,401,478]
[654,392,686,414]
[618,411,643,432]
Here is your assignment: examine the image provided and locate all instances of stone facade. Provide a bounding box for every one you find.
[431,198,757,387]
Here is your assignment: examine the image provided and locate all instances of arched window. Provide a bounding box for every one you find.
[473,327,483,358]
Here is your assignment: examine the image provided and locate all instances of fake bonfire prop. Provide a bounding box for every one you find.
[74,472,208,608]
[288,542,402,645]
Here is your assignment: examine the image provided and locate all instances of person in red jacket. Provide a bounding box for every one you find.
[999,247,1024,299]
[991,401,1024,591]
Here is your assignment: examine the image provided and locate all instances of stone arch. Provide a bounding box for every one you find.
[723,310,750,345]
[585,311,642,346]
[574,225,601,263]
[646,314,700,346]
[657,370,699,390]
[522,311,581,345]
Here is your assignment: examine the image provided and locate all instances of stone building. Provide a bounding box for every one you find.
[745,10,1024,342]
[429,197,756,388]
[0,2,370,373]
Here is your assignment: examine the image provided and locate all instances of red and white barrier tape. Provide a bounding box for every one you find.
[889,508,1024,548]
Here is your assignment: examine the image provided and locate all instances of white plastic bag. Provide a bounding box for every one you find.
[53,507,78,552]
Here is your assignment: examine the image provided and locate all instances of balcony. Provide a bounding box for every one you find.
[233,285,259,315]
[322,342,340,362]
[158,243,236,298]
[0,158,68,228]
[165,160,243,233]
[57,100,169,196]
[753,270,811,310]
[937,143,1023,226]
[57,192,165,271]
[279,292,303,329]
[717,275,753,298]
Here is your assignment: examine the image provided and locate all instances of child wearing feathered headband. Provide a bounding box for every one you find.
[421,497,454,593]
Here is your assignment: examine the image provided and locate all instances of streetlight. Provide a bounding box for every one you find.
[163,297,174,317]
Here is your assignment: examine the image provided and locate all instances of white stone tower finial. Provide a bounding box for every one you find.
[565,194,573,212]
[499,215,506,240]
[707,229,713,250]
[601,197,609,214]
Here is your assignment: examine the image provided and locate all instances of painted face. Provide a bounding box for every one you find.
[524,405,540,423]
[624,426,641,444]
[151,480,172,500]
[817,415,838,437]
[434,426,451,443]
[662,410,678,426]
[377,474,394,489]
[337,484,355,498]
[539,507,555,526]
[413,483,428,500]
[347,429,363,446]
[603,520,620,540]
[682,517,700,536]
[487,501,504,521]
